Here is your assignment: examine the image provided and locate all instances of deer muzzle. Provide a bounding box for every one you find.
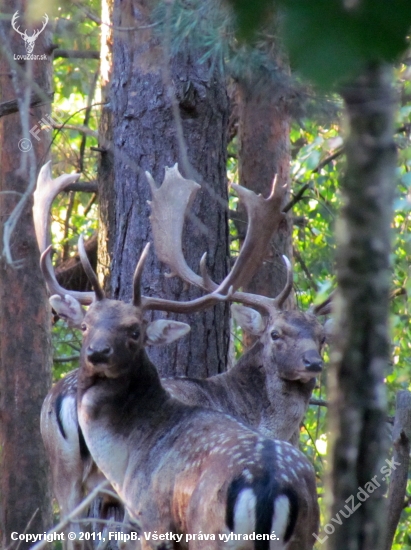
[86,343,113,365]
[302,349,323,373]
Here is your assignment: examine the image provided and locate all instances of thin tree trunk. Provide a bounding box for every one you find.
[98,0,230,378]
[326,64,395,550]
[237,76,292,303]
[0,4,52,547]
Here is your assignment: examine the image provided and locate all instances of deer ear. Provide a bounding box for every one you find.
[231,304,266,336]
[146,320,191,346]
[49,294,84,328]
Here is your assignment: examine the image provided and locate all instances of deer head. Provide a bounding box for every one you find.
[78,238,191,381]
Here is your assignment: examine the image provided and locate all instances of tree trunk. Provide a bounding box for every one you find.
[326,64,395,550]
[237,75,292,303]
[0,4,52,547]
[98,0,230,378]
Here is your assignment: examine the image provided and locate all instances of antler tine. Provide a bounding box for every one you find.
[272,255,293,309]
[217,175,286,294]
[32,13,48,38]
[141,291,231,315]
[199,253,215,292]
[33,161,81,253]
[133,243,151,307]
[40,245,95,305]
[311,290,335,316]
[220,255,293,315]
[132,243,231,314]
[11,12,25,37]
[78,235,105,301]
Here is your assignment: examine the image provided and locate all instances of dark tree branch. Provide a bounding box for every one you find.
[53,355,80,363]
[284,182,311,212]
[311,147,344,174]
[0,92,53,118]
[53,49,100,60]
[78,68,100,173]
[64,181,98,194]
[309,398,328,407]
[293,246,317,291]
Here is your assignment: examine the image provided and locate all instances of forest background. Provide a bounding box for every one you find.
[0,1,411,549]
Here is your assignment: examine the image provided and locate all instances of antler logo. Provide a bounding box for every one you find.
[11,11,49,54]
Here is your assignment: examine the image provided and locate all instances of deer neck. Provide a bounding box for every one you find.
[77,348,168,429]
[224,341,266,388]
[224,341,316,443]
[262,369,316,442]
[215,342,268,423]
[77,349,170,493]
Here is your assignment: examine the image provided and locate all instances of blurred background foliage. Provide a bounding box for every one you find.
[43,0,411,546]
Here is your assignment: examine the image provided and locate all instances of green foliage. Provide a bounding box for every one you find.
[52,321,81,380]
[45,1,100,378]
[227,0,411,89]
[151,0,289,86]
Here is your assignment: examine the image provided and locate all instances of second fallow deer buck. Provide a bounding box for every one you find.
[146,167,331,443]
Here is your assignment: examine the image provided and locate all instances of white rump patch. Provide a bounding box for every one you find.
[271,495,290,547]
[234,488,256,536]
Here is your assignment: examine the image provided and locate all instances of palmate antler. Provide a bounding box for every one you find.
[146,164,294,315]
[33,162,95,306]
[34,163,234,320]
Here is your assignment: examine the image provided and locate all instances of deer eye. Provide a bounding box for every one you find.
[80,323,87,332]
[270,330,281,341]
[129,327,140,340]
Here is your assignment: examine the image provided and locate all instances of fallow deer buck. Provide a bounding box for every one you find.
[73,233,319,550]
[35,163,324,549]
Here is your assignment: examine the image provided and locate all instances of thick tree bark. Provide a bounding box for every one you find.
[98,0,230,378]
[326,64,395,550]
[237,75,292,303]
[0,4,52,547]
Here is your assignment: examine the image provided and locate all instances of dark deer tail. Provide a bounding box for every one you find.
[226,440,299,550]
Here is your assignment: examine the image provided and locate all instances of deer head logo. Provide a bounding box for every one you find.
[11,11,48,54]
